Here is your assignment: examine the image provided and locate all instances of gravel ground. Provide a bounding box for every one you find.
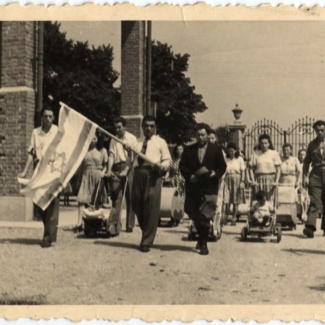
[1,216,325,305]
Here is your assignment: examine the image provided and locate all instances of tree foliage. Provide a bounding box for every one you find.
[151,41,208,143]
[43,22,120,132]
[215,125,229,146]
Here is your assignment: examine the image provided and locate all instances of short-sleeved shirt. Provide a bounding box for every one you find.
[225,156,246,175]
[134,135,171,169]
[109,131,137,164]
[249,149,281,174]
[28,125,58,160]
[280,156,301,176]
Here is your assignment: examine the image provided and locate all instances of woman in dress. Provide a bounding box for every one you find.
[279,143,301,187]
[169,143,186,198]
[75,131,108,231]
[167,143,186,226]
[223,143,246,226]
[249,134,281,202]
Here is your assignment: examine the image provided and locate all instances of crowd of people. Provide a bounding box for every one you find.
[18,105,325,255]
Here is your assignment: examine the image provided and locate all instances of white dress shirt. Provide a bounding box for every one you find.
[134,135,171,169]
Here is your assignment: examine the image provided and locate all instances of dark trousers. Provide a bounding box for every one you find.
[132,167,162,247]
[110,163,135,230]
[185,192,217,244]
[306,167,325,231]
[40,196,60,243]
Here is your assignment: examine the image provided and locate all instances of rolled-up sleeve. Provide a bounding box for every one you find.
[109,139,117,158]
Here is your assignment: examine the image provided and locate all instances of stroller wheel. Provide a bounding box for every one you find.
[211,234,218,242]
[277,228,282,243]
[241,227,248,241]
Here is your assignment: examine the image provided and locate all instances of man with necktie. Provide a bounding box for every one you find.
[302,120,325,238]
[179,123,227,255]
[132,115,171,253]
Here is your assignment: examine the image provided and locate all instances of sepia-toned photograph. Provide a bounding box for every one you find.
[1,19,325,307]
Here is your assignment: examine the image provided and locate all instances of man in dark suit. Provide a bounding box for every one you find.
[180,123,227,255]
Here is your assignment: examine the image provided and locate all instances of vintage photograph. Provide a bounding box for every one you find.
[1,19,325,306]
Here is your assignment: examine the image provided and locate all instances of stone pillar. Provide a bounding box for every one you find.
[0,22,37,221]
[121,21,145,139]
[228,124,246,152]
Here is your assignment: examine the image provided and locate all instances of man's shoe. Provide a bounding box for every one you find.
[195,241,201,250]
[139,245,150,253]
[126,228,133,233]
[41,241,52,248]
[199,244,209,255]
[303,227,314,238]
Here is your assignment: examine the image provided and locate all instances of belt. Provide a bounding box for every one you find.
[135,165,153,171]
[256,173,275,176]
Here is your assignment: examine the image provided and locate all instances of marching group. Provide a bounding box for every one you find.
[18,105,325,255]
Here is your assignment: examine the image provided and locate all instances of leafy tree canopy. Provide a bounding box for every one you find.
[43,22,120,132]
[151,41,208,143]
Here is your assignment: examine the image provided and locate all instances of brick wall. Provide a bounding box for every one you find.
[0,22,37,202]
[2,22,37,88]
[121,21,145,138]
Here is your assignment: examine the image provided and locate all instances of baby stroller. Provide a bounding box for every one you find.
[297,187,310,224]
[188,218,220,242]
[159,178,185,227]
[82,179,110,237]
[276,184,298,230]
[221,186,251,224]
[241,186,282,243]
[187,177,223,242]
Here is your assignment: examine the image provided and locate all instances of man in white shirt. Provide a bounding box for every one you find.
[132,115,171,253]
[18,106,59,248]
[106,117,137,233]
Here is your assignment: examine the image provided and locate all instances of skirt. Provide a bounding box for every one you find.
[255,174,277,205]
[77,168,108,205]
[223,174,245,205]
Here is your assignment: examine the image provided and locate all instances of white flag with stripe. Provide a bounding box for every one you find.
[20,102,98,210]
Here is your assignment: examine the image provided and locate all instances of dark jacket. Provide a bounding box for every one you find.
[179,142,227,196]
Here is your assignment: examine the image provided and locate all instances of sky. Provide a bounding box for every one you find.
[59,21,325,130]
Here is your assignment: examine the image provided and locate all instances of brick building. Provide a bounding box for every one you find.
[0,21,145,221]
[0,22,38,221]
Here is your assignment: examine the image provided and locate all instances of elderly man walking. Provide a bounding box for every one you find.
[179,123,227,255]
[132,115,171,253]
[303,120,325,238]
[18,105,59,248]
[106,116,137,234]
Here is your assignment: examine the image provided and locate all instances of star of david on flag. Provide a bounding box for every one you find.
[20,103,98,210]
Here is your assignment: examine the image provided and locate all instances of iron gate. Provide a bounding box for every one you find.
[244,117,315,159]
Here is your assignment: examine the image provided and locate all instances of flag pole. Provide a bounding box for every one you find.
[59,102,156,166]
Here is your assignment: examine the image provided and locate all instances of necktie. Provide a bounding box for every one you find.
[138,138,149,166]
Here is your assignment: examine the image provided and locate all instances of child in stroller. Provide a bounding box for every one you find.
[241,189,282,243]
[250,190,274,227]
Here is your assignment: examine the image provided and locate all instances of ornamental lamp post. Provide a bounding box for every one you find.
[228,104,246,153]
[232,104,243,124]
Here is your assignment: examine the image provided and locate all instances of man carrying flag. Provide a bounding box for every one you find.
[18,105,59,248]
[18,103,97,248]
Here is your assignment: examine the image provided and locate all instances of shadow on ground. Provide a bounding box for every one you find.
[94,240,195,252]
[0,294,47,305]
[282,248,325,256]
[0,238,41,245]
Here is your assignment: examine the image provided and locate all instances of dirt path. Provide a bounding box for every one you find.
[1,217,325,305]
